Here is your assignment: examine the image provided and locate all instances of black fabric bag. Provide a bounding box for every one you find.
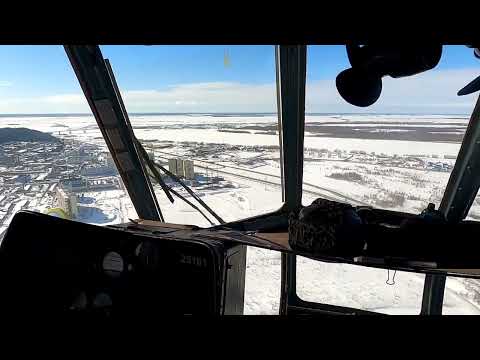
[288,198,365,256]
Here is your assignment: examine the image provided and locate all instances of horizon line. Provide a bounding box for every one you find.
[0,112,471,117]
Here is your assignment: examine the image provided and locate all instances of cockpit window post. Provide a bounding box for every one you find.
[420,274,446,315]
[420,93,480,315]
[276,45,307,315]
[439,94,480,222]
[64,45,163,222]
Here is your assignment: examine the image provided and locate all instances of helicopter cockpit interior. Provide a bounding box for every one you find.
[1,44,480,317]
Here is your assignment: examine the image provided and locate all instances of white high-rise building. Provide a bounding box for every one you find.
[167,158,194,179]
[175,160,184,177]
[55,187,78,218]
[168,159,177,174]
[183,160,195,180]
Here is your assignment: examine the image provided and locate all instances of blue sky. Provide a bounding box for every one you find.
[0,45,477,114]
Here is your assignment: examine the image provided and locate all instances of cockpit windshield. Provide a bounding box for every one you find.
[1,44,480,315]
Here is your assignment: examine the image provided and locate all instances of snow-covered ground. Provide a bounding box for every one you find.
[1,113,479,315]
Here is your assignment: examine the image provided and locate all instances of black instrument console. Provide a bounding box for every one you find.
[0,211,246,318]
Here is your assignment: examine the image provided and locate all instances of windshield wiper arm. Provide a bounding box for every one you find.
[147,173,215,226]
[136,138,175,203]
[135,138,226,225]
[138,139,215,225]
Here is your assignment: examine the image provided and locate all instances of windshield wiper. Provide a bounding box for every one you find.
[136,138,174,203]
[149,175,215,226]
[136,137,225,225]
[136,139,218,225]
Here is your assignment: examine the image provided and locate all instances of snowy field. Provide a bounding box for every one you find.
[1,113,480,315]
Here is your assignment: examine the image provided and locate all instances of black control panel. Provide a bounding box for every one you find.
[0,211,246,318]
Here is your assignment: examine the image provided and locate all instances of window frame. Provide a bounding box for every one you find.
[65,44,480,315]
[279,45,480,316]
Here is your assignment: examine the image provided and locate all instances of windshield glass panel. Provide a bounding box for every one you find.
[100,45,282,226]
[302,45,478,214]
[297,258,425,314]
[443,277,480,314]
[297,45,480,315]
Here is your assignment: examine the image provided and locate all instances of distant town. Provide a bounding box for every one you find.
[0,128,203,234]
[0,134,120,228]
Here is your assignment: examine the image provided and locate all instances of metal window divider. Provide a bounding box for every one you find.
[276,45,307,315]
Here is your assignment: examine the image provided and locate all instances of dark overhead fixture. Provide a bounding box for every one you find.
[336,44,443,107]
[457,46,480,96]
